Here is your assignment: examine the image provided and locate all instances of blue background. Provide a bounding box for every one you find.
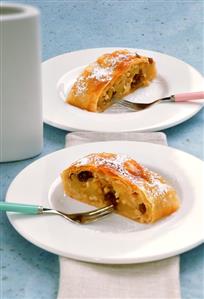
[1,1,204,298]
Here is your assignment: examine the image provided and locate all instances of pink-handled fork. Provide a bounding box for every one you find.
[174,91,204,102]
[119,91,204,111]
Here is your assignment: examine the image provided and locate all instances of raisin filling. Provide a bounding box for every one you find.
[148,57,153,64]
[139,203,146,214]
[77,171,93,182]
[131,72,142,88]
[104,191,118,207]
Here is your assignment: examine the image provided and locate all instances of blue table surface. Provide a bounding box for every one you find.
[1,1,204,298]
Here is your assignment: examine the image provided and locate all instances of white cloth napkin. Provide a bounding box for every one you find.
[57,132,181,299]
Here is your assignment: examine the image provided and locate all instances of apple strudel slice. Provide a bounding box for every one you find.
[66,49,156,112]
[61,153,180,224]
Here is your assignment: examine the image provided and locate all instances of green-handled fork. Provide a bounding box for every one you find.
[0,202,114,224]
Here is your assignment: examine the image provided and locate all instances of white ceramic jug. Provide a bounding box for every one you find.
[0,3,43,162]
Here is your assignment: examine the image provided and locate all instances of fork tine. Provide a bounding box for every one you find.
[120,100,152,111]
[83,204,114,216]
[66,206,113,224]
[83,207,114,219]
[67,205,114,220]
[118,101,138,110]
[81,209,113,223]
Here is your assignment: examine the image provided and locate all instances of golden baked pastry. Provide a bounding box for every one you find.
[66,50,156,112]
[61,153,180,223]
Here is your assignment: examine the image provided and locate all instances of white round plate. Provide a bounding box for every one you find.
[42,47,204,132]
[6,141,204,264]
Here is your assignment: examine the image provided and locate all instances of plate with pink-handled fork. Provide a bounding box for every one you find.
[42,47,204,132]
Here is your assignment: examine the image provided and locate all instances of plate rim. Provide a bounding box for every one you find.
[6,141,204,264]
[5,216,204,264]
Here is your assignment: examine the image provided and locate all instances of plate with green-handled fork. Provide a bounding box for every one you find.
[5,141,204,264]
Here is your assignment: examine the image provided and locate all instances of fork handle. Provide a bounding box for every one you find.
[0,202,43,214]
[174,91,204,102]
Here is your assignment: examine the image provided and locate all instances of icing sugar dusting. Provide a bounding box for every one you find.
[148,175,170,198]
[73,51,136,96]
[88,63,113,82]
[105,53,135,66]
[75,156,90,166]
[95,154,128,177]
[75,77,87,96]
